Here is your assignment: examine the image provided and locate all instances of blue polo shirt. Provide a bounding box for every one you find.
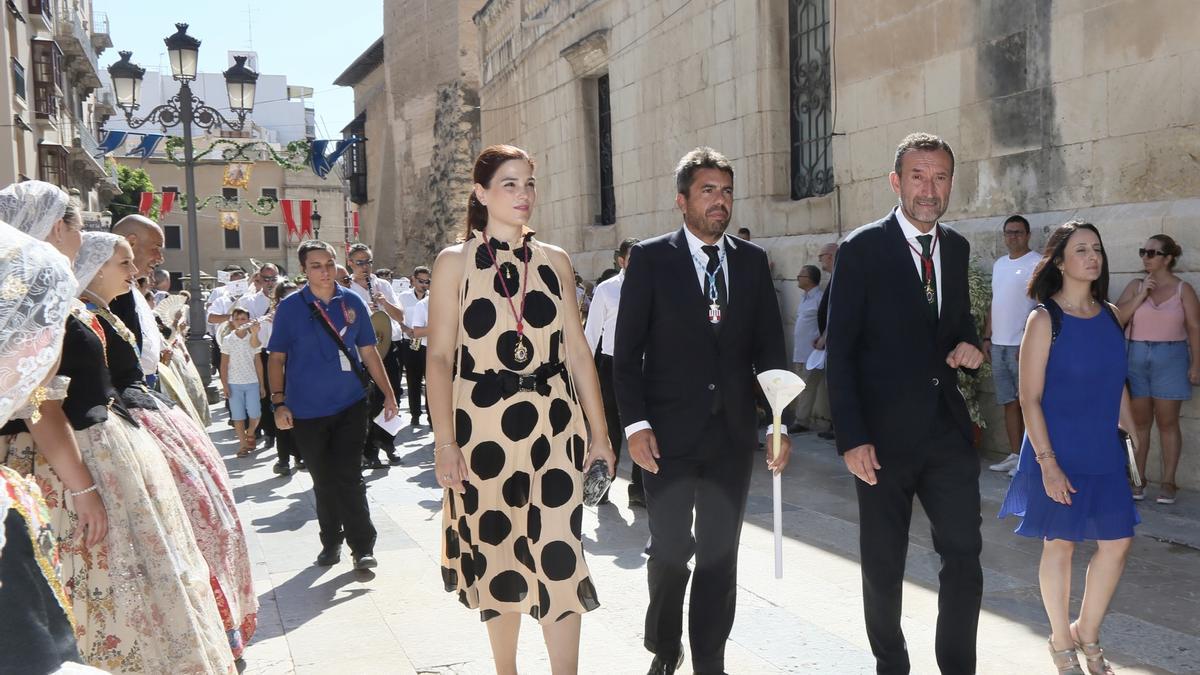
[267,284,376,419]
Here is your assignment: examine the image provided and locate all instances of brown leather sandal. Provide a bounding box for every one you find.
[1071,623,1115,674]
[1049,636,1085,674]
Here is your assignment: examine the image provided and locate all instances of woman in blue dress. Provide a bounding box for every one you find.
[999,221,1139,675]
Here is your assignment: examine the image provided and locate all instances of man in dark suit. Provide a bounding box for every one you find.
[614,147,789,675]
[826,133,985,675]
[110,215,167,385]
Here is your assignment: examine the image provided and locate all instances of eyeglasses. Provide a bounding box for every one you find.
[338,276,351,283]
[351,258,373,267]
[1138,248,1168,258]
[260,275,278,282]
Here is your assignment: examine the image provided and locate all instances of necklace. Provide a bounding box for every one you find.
[84,297,140,356]
[482,233,531,365]
[691,246,727,324]
[1058,295,1096,312]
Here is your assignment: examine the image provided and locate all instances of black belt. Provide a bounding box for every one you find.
[460,361,565,398]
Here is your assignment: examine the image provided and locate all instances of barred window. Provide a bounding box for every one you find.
[789,0,833,200]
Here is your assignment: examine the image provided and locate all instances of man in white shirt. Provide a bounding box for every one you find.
[407,291,431,426]
[788,264,823,433]
[583,238,641,505]
[396,266,431,421]
[346,243,407,467]
[984,214,1040,474]
[235,263,280,319]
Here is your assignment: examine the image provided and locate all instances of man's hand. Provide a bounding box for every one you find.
[222,384,231,400]
[259,385,267,400]
[813,334,827,350]
[159,347,173,365]
[765,433,791,474]
[843,444,881,485]
[946,341,984,369]
[628,429,661,474]
[274,404,294,430]
[382,395,399,421]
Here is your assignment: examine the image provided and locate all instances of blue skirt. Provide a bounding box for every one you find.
[999,466,1140,542]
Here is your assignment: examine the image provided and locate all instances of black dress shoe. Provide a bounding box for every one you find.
[272,461,291,476]
[295,459,307,471]
[647,647,684,674]
[363,457,385,470]
[353,553,378,570]
[385,453,403,466]
[628,491,646,508]
[787,423,809,434]
[315,547,341,566]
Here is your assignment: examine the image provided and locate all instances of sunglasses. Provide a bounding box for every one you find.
[351,258,374,267]
[260,275,278,282]
[1138,248,1168,258]
[338,276,351,283]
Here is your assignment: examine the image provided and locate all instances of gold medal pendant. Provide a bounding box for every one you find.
[514,342,529,364]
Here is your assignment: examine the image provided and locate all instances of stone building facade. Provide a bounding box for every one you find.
[114,138,349,282]
[334,0,485,276]
[1,0,120,216]
[471,0,1200,486]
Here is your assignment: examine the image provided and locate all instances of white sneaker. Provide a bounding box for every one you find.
[1008,467,1018,478]
[989,454,1020,472]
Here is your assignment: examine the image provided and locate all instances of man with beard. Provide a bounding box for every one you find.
[825,133,985,674]
[614,147,788,675]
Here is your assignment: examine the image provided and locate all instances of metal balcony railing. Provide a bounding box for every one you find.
[55,8,102,90]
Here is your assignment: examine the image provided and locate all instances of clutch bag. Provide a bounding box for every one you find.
[582,459,613,507]
[1119,429,1141,487]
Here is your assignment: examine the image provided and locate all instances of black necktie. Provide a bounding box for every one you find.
[916,234,938,319]
[702,244,728,326]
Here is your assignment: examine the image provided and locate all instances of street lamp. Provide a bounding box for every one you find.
[107,23,258,387]
[310,206,322,238]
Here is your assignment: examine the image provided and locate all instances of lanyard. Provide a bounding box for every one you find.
[905,227,939,281]
[692,246,727,303]
[312,293,348,337]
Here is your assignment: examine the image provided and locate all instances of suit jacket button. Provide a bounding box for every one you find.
[708,384,716,391]
[932,377,940,387]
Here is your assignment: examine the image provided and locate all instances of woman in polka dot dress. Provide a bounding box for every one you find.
[428,145,616,674]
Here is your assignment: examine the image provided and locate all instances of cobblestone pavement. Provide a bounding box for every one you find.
[213,396,1200,674]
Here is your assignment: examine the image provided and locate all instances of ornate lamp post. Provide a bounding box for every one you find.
[310,205,322,238]
[107,23,259,385]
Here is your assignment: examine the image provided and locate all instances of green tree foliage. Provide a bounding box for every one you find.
[109,164,159,221]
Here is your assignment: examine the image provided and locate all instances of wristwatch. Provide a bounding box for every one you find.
[270,391,285,404]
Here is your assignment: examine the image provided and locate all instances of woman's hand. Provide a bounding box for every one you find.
[435,444,470,494]
[71,489,108,548]
[1189,365,1200,387]
[583,436,617,478]
[1040,460,1077,506]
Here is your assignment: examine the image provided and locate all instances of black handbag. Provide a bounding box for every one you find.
[307,300,370,394]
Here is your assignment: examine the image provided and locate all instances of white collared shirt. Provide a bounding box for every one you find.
[397,289,426,340]
[408,296,430,347]
[895,206,943,316]
[793,286,823,363]
[584,270,624,356]
[348,274,402,338]
[235,290,271,320]
[682,226,732,300]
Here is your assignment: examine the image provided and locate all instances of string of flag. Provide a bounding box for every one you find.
[94,130,362,178]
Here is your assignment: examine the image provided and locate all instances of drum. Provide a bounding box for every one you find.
[370,309,392,357]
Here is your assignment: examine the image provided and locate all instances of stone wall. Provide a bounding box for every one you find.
[473,0,1200,485]
[366,0,485,275]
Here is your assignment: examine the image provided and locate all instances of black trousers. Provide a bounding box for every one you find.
[641,412,753,674]
[275,427,298,464]
[258,352,276,440]
[403,342,427,419]
[595,353,642,494]
[291,400,377,555]
[384,341,405,398]
[856,404,982,675]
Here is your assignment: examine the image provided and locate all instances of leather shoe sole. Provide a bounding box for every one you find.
[353,554,378,570]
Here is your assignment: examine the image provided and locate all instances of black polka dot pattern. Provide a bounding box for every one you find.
[502,471,531,508]
[549,400,571,435]
[538,264,561,298]
[490,570,529,603]
[470,441,506,480]
[440,237,599,623]
[541,469,574,508]
[522,290,557,329]
[463,298,497,339]
[478,510,512,546]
